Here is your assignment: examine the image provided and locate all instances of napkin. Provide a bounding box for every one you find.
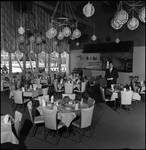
[80,98,83,106]
[50,96,54,103]
[53,105,58,110]
[30,85,32,89]
[54,101,59,106]
[140,81,143,86]
[22,87,25,92]
[4,114,9,124]
[129,86,132,91]
[42,99,46,107]
[75,103,79,110]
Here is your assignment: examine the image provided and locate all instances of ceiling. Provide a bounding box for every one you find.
[31,1,120,28]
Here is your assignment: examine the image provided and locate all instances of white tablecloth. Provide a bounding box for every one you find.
[106,89,141,101]
[37,102,88,127]
[1,116,19,144]
[9,88,42,99]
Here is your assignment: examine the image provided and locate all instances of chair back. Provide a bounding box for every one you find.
[14,111,22,137]
[53,80,58,92]
[42,87,49,96]
[87,97,95,107]
[13,90,23,104]
[62,93,76,100]
[81,82,87,92]
[121,91,133,105]
[38,95,49,106]
[1,80,4,91]
[65,83,74,93]
[16,80,21,89]
[27,101,33,122]
[41,107,57,130]
[99,78,107,87]
[100,87,106,102]
[81,105,94,128]
[33,84,42,89]
[34,78,41,84]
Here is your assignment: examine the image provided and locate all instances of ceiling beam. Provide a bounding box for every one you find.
[32,1,93,28]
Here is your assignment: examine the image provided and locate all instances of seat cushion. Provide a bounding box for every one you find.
[34,115,44,124]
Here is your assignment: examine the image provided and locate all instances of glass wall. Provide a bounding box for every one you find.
[1,50,69,73]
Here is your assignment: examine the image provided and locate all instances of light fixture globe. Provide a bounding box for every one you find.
[29,36,35,43]
[111,18,123,30]
[76,42,80,46]
[70,34,76,40]
[46,27,57,39]
[62,27,71,37]
[73,29,81,39]
[127,17,139,30]
[83,2,95,17]
[114,9,128,25]
[18,27,25,34]
[57,31,64,40]
[91,35,97,41]
[115,38,120,43]
[36,37,42,44]
[18,35,25,43]
[139,7,145,23]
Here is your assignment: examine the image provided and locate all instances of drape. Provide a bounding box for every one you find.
[1,1,70,74]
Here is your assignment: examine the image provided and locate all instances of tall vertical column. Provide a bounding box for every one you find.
[23,53,26,73]
[69,53,71,74]
[8,53,12,74]
[36,54,39,73]
[58,53,61,73]
[48,53,50,74]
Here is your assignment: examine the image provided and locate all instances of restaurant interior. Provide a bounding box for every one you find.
[1,1,145,149]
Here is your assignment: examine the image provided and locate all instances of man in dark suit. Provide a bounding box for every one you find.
[105,61,119,88]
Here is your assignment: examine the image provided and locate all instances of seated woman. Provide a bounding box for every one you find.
[57,78,64,90]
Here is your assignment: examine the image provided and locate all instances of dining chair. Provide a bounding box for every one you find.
[64,83,74,93]
[16,80,21,89]
[14,111,23,139]
[74,82,87,97]
[13,90,30,112]
[9,85,16,107]
[132,92,141,110]
[34,78,41,84]
[62,93,76,100]
[100,87,116,109]
[38,95,50,106]
[119,91,133,114]
[69,105,94,143]
[33,84,42,89]
[99,78,107,88]
[27,101,44,138]
[42,87,49,96]
[1,80,10,97]
[41,107,66,145]
[87,97,95,107]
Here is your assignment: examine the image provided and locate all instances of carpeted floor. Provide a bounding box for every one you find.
[1,89,145,149]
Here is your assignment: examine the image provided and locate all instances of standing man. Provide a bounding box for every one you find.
[105,61,119,88]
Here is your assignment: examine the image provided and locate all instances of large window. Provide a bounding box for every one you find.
[1,50,69,73]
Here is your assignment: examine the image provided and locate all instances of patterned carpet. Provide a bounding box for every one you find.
[1,88,145,149]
